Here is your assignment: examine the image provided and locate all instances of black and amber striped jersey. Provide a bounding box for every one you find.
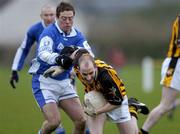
[74,59,126,105]
[167,15,180,58]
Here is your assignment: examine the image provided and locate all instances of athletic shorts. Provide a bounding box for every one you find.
[160,57,180,91]
[32,74,78,108]
[106,96,131,123]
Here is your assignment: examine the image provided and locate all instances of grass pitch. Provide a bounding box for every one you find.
[0,63,179,134]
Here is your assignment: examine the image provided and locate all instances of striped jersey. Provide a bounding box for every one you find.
[12,21,46,71]
[29,21,93,80]
[74,59,126,105]
[167,15,180,58]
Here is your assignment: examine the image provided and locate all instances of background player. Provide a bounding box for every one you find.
[140,14,180,134]
[9,4,66,134]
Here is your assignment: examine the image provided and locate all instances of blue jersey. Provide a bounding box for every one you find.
[11,21,46,71]
[29,21,93,80]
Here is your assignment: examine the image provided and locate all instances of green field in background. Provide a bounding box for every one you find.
[0,64,179,134]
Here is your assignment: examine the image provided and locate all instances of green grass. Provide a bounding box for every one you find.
[0,64,179,134]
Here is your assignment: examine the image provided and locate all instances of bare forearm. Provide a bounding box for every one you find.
[96,102,119,114]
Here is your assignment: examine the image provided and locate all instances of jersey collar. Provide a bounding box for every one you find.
[41,20,47,28]
[55,21,77,37]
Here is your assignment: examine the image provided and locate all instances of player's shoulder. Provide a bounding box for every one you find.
[97,67,111,83]
[95,59,110,68]
[95,60,109,75]
[28,21,43,32]
[30,22,43,29]
[44,23,58,34]
[74,28,84,37]
[41,23,56,35]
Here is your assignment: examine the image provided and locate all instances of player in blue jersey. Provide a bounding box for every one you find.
[29,2,92,134]
[9,4,67,134]
[10,4,56,89]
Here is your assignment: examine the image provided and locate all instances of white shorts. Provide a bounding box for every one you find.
[106,96,131,123]
[160,57,180,91]
[32,74,78,108]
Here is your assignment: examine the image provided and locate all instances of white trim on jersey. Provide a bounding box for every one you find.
[41,20,46,28]
[83,41,94,57]
[12,35,28,70]
[55,21,77,37]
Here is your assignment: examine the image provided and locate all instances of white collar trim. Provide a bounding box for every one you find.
[55,21,77,37]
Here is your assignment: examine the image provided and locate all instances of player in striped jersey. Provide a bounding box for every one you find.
[44,48,149,134]
[140,15,180,134]
[74,49,149,134]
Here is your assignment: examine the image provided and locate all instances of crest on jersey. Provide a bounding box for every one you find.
[57,43,64,50]
[110,86,116,96]
[41,36,53,47]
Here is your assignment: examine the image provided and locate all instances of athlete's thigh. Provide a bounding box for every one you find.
[59,97,85,121]
[86,114,106,134]
[116,120,135,134]
[160,86,179,107]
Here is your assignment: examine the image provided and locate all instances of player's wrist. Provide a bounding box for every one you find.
[12,70,18,76]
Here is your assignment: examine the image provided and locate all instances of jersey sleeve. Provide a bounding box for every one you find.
[75,31,94,57]
[11,28,36,71]
[37,32,59,65]
[167,15,180,57]
[99,72,124,105]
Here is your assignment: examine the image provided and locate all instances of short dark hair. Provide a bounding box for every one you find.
[56,2,75,18]
[73,49,95,67]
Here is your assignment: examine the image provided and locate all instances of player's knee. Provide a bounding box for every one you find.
[158,104,170,115]
[48,118,61,130]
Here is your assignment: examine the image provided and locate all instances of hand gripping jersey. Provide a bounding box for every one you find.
[74,59,126,105]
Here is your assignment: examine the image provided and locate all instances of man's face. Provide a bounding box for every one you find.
[41,7,56,26]
[79,59,96,84]
[57,11,74,34]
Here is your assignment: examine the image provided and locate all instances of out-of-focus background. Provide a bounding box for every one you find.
[0,0,180,134]
[1,0,180,65]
